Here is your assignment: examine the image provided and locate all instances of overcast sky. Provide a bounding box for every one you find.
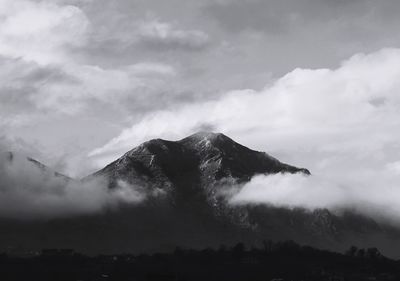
[2,0,400,181]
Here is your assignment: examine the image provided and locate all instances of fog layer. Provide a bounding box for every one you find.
[0,152,145,219]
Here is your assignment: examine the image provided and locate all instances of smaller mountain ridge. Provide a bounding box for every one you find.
[0,151,71,181]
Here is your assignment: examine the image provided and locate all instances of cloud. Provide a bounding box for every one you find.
[0,0,90,65]
[136,19,210,51]
[89,48,400,223]
[203,0,386,34]
[0,55,177,118]
[127,62,177,76]
[0,1,194,177]
[3,1,400,215]
[0,152,150,219]
[0,1,182,117]
[0,57,76,117]
[89,17,211,54]
[227,169,400,224]
[31,62,177,114]
[91,48,400,158]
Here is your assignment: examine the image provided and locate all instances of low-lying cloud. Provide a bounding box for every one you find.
[227,171,400,224]
[0,152,148,220]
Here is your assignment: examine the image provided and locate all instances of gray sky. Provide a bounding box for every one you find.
[2,0,400,179]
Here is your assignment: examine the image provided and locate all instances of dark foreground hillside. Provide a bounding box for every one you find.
[1,241,399,281]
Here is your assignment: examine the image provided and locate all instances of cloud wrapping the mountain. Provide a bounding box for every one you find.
[228,172,400,224]
[0,153,146,219]
[91,48,400,223]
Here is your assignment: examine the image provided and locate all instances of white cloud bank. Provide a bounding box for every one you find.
[0,0,89,65]
[0,0,179,116]
[91,48,400,159]
[90,48,400,222]
[228,172,400,224]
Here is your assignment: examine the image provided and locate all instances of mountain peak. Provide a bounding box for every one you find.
[184,131,228,141]
[179,131,237,149]
[93,132,310,191]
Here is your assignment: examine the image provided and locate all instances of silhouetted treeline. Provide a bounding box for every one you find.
[0,241,399,281]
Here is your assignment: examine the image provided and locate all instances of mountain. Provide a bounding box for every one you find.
[89,131,312,233]
[1,133,400,257]
[92,132,309,199]
[83,132,399,255]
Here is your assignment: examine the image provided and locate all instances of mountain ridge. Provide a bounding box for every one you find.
[91,131,310,191]
[0,151,71,181]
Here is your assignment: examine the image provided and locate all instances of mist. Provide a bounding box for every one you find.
[0,152,147,220]
[228,169,400,225]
